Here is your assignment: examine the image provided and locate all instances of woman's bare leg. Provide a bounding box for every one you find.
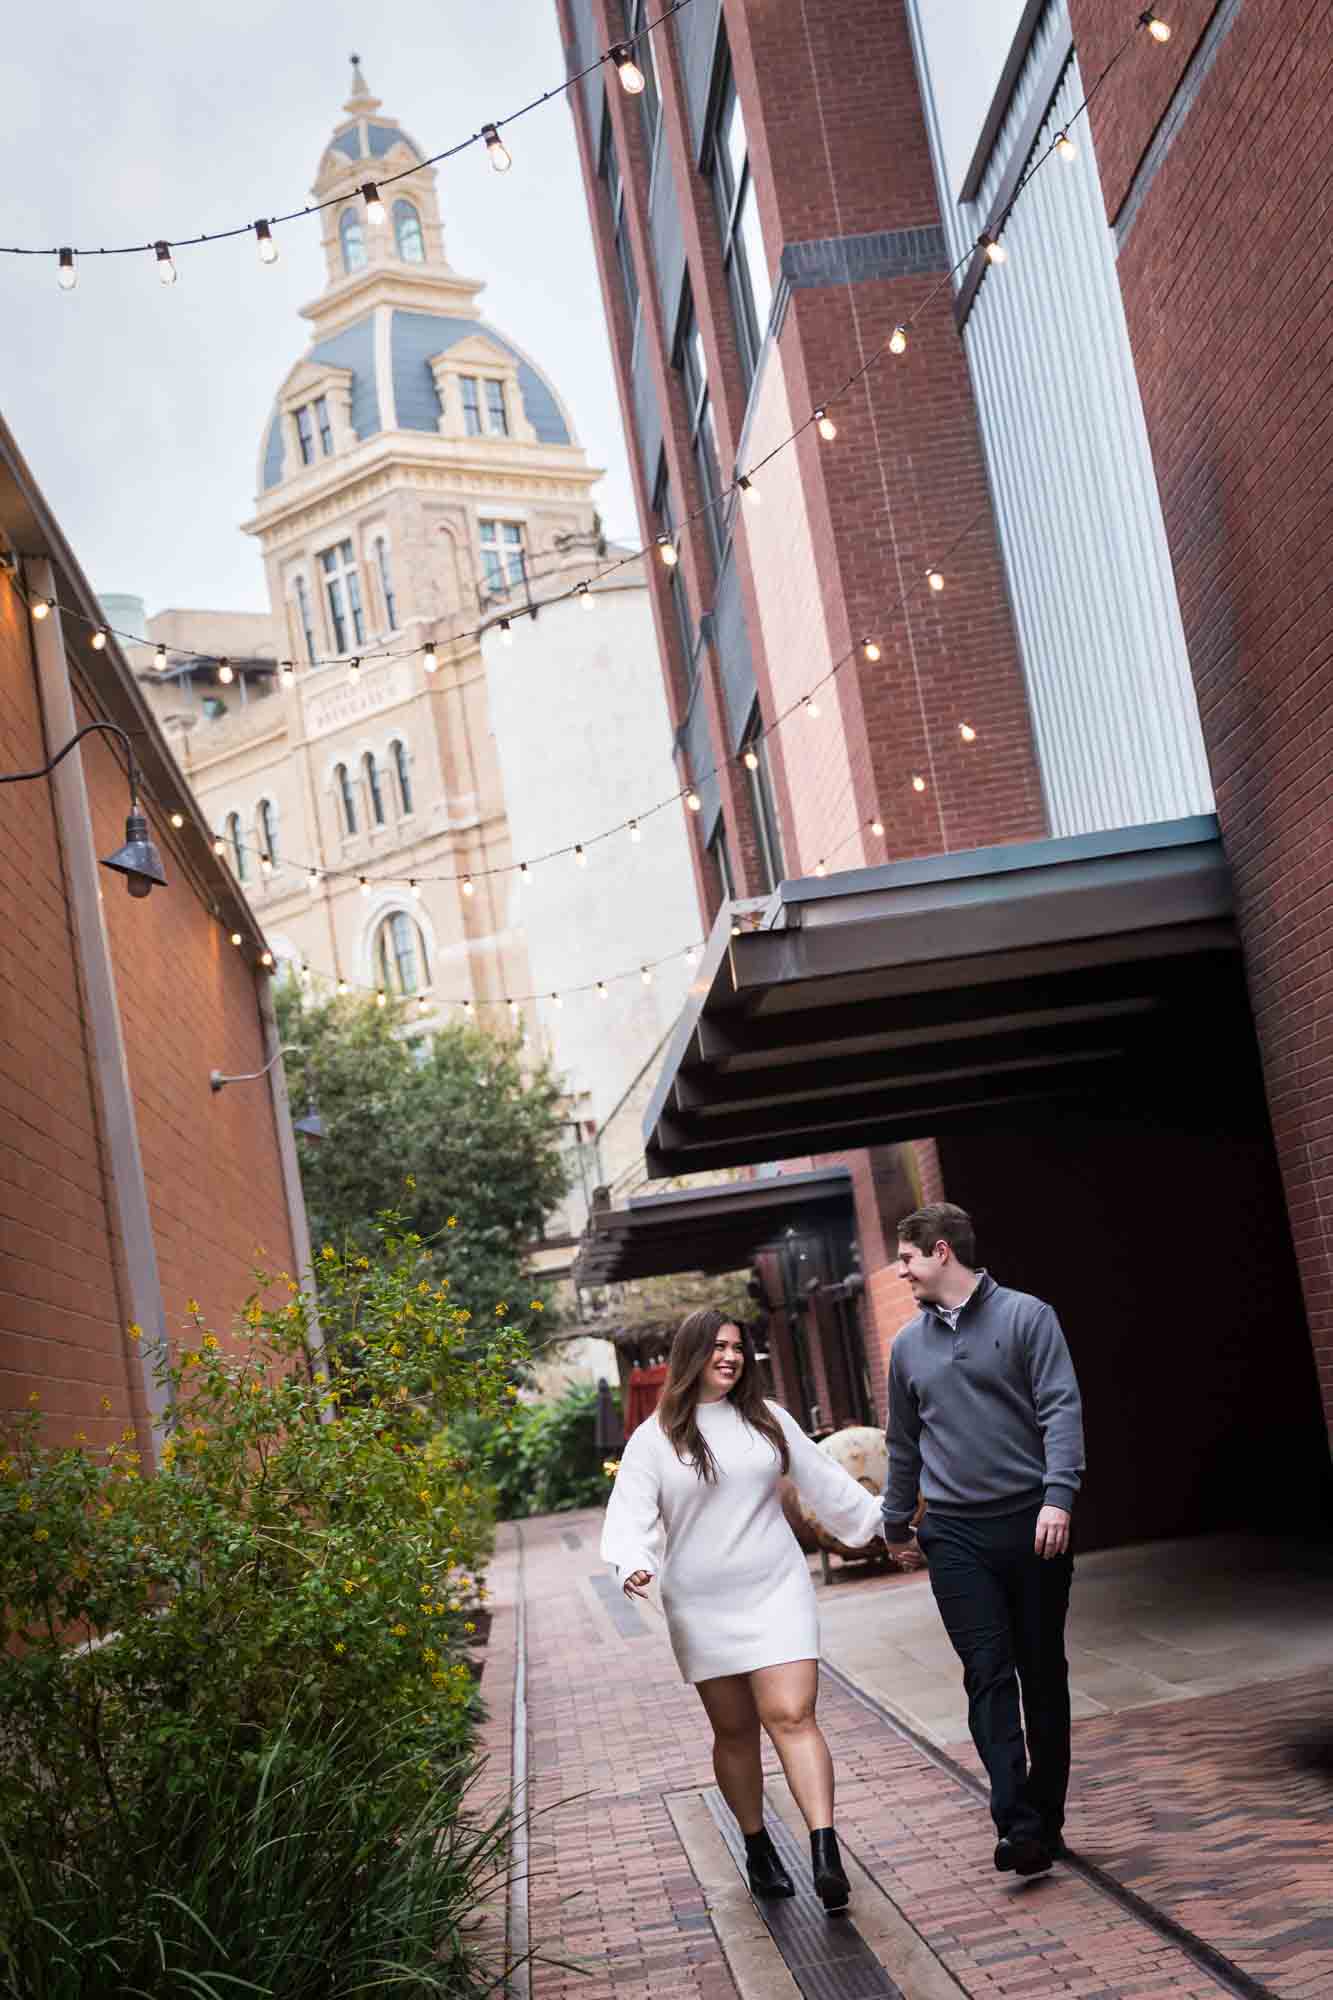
[696,1673,765,1834]
[751,1660,833,1829]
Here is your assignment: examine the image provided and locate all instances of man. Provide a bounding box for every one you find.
[881,1203,1085,1879]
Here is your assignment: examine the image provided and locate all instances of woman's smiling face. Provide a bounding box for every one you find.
[700,1324,745,1399]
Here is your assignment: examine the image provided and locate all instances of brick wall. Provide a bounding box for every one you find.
[1069,0,1333,1447]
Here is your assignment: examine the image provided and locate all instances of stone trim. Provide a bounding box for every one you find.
[770,225,949,340]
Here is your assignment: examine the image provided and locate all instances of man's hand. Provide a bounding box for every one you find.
[882,1535,925,1572]
[1034,1506,1070,1559]
[623,1568,653,1599]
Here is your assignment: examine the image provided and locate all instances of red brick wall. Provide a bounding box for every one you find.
[0,600,299,1456]
[1069,0,1333,1447]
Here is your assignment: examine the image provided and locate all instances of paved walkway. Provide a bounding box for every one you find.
[479,1512,1333,2000]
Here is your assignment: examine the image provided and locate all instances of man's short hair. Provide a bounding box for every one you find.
[897,1202,977,1269]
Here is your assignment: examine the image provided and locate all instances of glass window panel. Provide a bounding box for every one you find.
[293,576,316,663]
[259,798,280,864]
[736,176,772,343]
[376,538,398,631]
[393,740,413,814]
[346,570,366,643]
[315,396,333,455]
[295,405,315,466]
[340,209,366,273]
[393,200,425,263]
[227,812,249,881]
[364,752,385,826]
[485,380,509,435]
[336,764,357,835]
[461,377,482,435]
[326,577,347,652]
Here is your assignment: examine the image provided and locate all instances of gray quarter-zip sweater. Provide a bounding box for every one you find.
[881,1272,1085,1539]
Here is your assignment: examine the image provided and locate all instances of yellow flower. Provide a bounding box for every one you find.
[16,1496,33,1514]
[505,1385,519,1399]
[121,1427,136,1443]
[27,1392,40,1407]
[126,1322,143,1341]
[100,1397,112,1413]
[418,1489,432,1504]
[355,1257,370,1271]
[494,1303,508,1317]
[405,1174,416,1191]
[343,1580,356,1594]
[249,1380,261,1394]
[433,1602,446,1616]
[184,1352,200,1369]
[463,1620,476,1635]
[431,1670,448,1687]
[186,1298,201,1316]
[333,1641,346,1655]
[314,1370,327,1384]
[34,1527,49,1542]
[447,1597,461,1612]
[603,1458,620,1479]
[287,1279,300,1295]
[202,1334,219,1351]
[417,1280,430,1295]
[392,1623,409,1638]
[422,1646,438,1663]
[320,1246,335,1262]
[446,1215,458,1229]
[389,1342,404,1358]
[73,1432,87,1444]
[529,1300,545,1313]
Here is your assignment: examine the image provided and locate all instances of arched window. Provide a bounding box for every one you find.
[391,738,413,815]
[340,208,367,273]
[393,200,425,263]
[226,811,249,882]
[258,797,280,866]
[363,751,386,826]
[375,911,430,996]
[335,762,357,836]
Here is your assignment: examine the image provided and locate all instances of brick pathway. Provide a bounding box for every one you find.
[481,1510,1261,2000]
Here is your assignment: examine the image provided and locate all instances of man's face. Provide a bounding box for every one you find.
[896,1238,945,1303]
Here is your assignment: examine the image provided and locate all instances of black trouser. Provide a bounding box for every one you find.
[916,1505,1073,1844]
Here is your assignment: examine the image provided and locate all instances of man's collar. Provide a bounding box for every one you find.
[924,1270,993,1321]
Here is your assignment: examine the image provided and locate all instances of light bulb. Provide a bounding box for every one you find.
[410,879,421,900]
[519,861,530,884]
[31,599,51,621]
[889,324,908,355]
[576,581,596,610]
[423,645,438,672]
[657,535,679,567]
[280,662,295,689]
[308,869,321,890]
[611,44,646,93]
[979,233,1007,265]
[731,922,741,937]
[155,644,169,670]
[230,931,243,947]
[376,989,387,1009]
[803,695,820,719]
[863,639,881,662]
[926,569,944,592]
[507,998,518,1018]
[361,182,386,225]
[640,966,653,984]
[254,218,279,264]
[482,123,512,173]
[685,790,702,812]
[574,844,587,867]
[1055,131,1077,162]
[462,999,473,1016]
[1141,10,1171,42]
[217,658,234,684]
[348,657,361,681]
[57,247,77,291]
[166,811,183,831]
[359,877,371,898]
[815,408,837,441]
[499,618,512,647]
[814,861,827,879]
[738,475,760,506]
[418,995,430,1013]
[870,816,884,836]
[337,978,349,996]
[90,628,107,651]
[743,749,759,772]
[212,836,226,856]
[260,951,274,969]
[260,854,273,878]
[959,721,977,743]
[155,241,177,286]
[597,981,609,1000]
[686,946,700,966]
[551,991,563,1009]
[628,819,641,842]
[462,873,475,897]
[912,774,927,793]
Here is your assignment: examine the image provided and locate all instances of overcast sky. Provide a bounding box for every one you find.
[2,1,637,617]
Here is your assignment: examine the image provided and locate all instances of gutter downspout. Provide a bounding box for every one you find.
[25,557,171,1459]
[255,973,329,1401]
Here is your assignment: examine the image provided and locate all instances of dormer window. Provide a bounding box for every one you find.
[294,395,333,466]
[394,199,425,263]
[340,208,367,274]
[459,375,510,438]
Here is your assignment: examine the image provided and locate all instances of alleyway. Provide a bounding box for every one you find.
[480,1510,1333,2000]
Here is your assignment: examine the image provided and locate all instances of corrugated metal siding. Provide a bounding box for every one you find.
[908,0,1213,836]
[649,149,688,327]
[714,549,758,749]
[675,0,722,158]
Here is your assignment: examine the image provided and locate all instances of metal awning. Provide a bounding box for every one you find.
[573,1166,853,1286]
[644,817,1243,1179]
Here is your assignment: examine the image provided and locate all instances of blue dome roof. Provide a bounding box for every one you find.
[262,309,572,490]
[328,120,421,163]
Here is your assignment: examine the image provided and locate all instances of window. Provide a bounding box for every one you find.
[226,811,249,882]
[340,208,367,273]
[258,798,280,867]
[393,199,425,263]
[315,395,333,455]
[741,706,784,893]
[294,396,333,467]
[622,0,661,154]
[599,117,640,342]
[295,404,316,467]
[376,911,430,996]
[708,821,736,900]
[676,297,724,569]
[335,762,358,836]
[479,519,526,597]
[293,575,317,663]
[709,60,772,386]
[459,374,510,438]
[460,376,482,436]
[653,459,693,669]
[485,379,509,436]
[392,739,414,815]
[374,536,398,630]
[363,751,386,827]
[319,539,366,651]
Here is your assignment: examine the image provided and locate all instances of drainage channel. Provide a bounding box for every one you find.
[819,1657,1280,2000]
[704,1789,909,2000]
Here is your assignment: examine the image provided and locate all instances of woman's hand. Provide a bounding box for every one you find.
[623,1569,653,1599]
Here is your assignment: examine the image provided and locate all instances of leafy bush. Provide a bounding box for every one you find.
[450,1380,616,1520]
[0,1218,531,1996]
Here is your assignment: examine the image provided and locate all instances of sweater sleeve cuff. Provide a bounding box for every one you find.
[880,1504,913,1540]
[1043,1484,1076,1513]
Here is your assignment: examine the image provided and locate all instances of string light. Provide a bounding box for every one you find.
[656,534,679,567]
[815,408,837,441]
[1140,9,1171,41]
[803,695,820,720]
[1055,131,1078,161]
[154,241,177,286]
[169,811,185,829]
[348,657,361,682]
[814,860,827,878]
[685,791,702,812]
[254,219,279,264]
[628,820,641,843]
[376,989,387,1008]
[574,844,588,866]
[57,247,76,291]
[926,569,945,592]
[410,879,421,899]
[417,995,430,1013]
[90,627,107,650]
[260,950,274,968]
[889,325,908,355]
[337,977,349,996]
[870,816,884,836]
[423,645,438,673]
[743,748,760,772]
[912,774,927,793]
[462,873,475,896]
[154,644,169,670]
[499,618,512,647]
[260,853,273,878]
[507,997,519,1020]
[360,182,386,225]
[551,992,563,1009]
[359,876,371,898]
[979,232,1007,265]
[230,931,243,947]
[280,662,295,689]
[217,658,234,684]
[576,581,595,611]
[640,966,653,984]
[31,599,50,621]
[597,981,609,1000]
[862,639,881,662]
[737,475,760,506]
[959,722,977,743]
[519,861,530,883]
[482,124,512,173]
[212,836,227,856]
[611,44,646,93]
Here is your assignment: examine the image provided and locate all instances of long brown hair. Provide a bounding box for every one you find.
[656,1307,789,1483]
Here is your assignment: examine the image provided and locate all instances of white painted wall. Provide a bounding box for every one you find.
[910,0,1030,199]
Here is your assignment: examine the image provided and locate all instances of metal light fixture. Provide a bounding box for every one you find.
[0,719,167,898]
[210,1042,324,1143]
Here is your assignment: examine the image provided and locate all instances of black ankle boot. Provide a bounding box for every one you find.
[810,1827,850,1912]
[744,1826,795,1899]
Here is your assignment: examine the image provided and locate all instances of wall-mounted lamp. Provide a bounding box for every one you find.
[210,1043,323,1140]
[0,720,167,897]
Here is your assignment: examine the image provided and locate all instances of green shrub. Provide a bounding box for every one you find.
[450,1380,616,1520]
[0,1217,531,1995]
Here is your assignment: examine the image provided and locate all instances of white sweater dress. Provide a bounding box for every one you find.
[600,1398,883,1683]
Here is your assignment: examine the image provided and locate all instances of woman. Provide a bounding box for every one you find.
[601,1307,884,1912]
